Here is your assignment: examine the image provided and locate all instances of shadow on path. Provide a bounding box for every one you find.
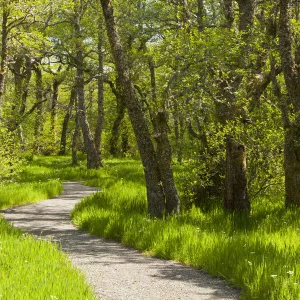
[2,182,240,300]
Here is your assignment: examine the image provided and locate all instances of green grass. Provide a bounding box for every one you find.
[68,158,300,300]
[0,218,96,299]
[2,155,299,299]
[0,156,96,299]
[0,180,62,209]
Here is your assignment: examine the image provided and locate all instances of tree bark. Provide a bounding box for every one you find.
[110,98,126,156]
[279,0,300,206]
[51,78,60,143]
[72,109,81,166]
[59,88,76,155]
[236,0,256,31]
[94,18,105,165]
[0,6,9,107]
[284,123,300,206]
[74,1,100,169]
[224,136,250,212]
[33,64,44,153]
[154,111,180,214]
[223,0,234,28]
[100,0,166,217]
[197,0,205,31]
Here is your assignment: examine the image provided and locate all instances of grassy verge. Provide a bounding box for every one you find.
[69,158,300,300]
[0,218,96,299]
[0,156,96,299]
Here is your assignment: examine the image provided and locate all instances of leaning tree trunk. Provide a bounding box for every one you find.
[59,88,76,155]
[100,0,166,217]
[224,136,250,212]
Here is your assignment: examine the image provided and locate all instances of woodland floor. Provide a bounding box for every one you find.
[1,182,240,300]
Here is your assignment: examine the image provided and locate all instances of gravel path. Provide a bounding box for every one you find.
[2,182,240,300]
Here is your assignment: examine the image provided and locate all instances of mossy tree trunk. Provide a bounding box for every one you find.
[279,0,300,207]
[154,111,180,214]
[224,136,250,212]
[100,0,167,217]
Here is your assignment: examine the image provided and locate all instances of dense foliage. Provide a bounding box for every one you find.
[1,0,298,211]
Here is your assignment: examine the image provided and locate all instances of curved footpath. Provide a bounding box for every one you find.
[2,182,240,300]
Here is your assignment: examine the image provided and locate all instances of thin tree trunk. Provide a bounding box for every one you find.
[76,52,100,169]
[33,64,44,153]
[0,7,9,107]
[74,1,100,169]
[72,110,80,166]
[110,99,126,156]
[59,88,76,155]
[51,78,60,143]
[94,18,105,165]
[224,136,250,212]
[100,0,166,217]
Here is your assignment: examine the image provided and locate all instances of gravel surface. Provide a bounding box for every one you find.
[2,182,240,300]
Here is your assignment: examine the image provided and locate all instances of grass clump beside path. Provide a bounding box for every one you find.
[0,156,96,300]
[0,218,96,300]
[70,158,300,300]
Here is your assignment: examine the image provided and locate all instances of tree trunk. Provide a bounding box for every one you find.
[51,78,60,143]
[59,88,76,155]
[223,0,234,28]
[236,0,256,31]
[197,0,205,31]
[279,0,300,206]
[76,52,100,169]
[154,111,180,214]
[0,8,9,107]
[224,136,250,212]
[94,18,105,165]
[284,124,300,206]
[100,0,166,217]
[10,55,32,131]
[72,110,80,166]
[74,2,100,169]
[33,64,44,153]
[110,98,126,156]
